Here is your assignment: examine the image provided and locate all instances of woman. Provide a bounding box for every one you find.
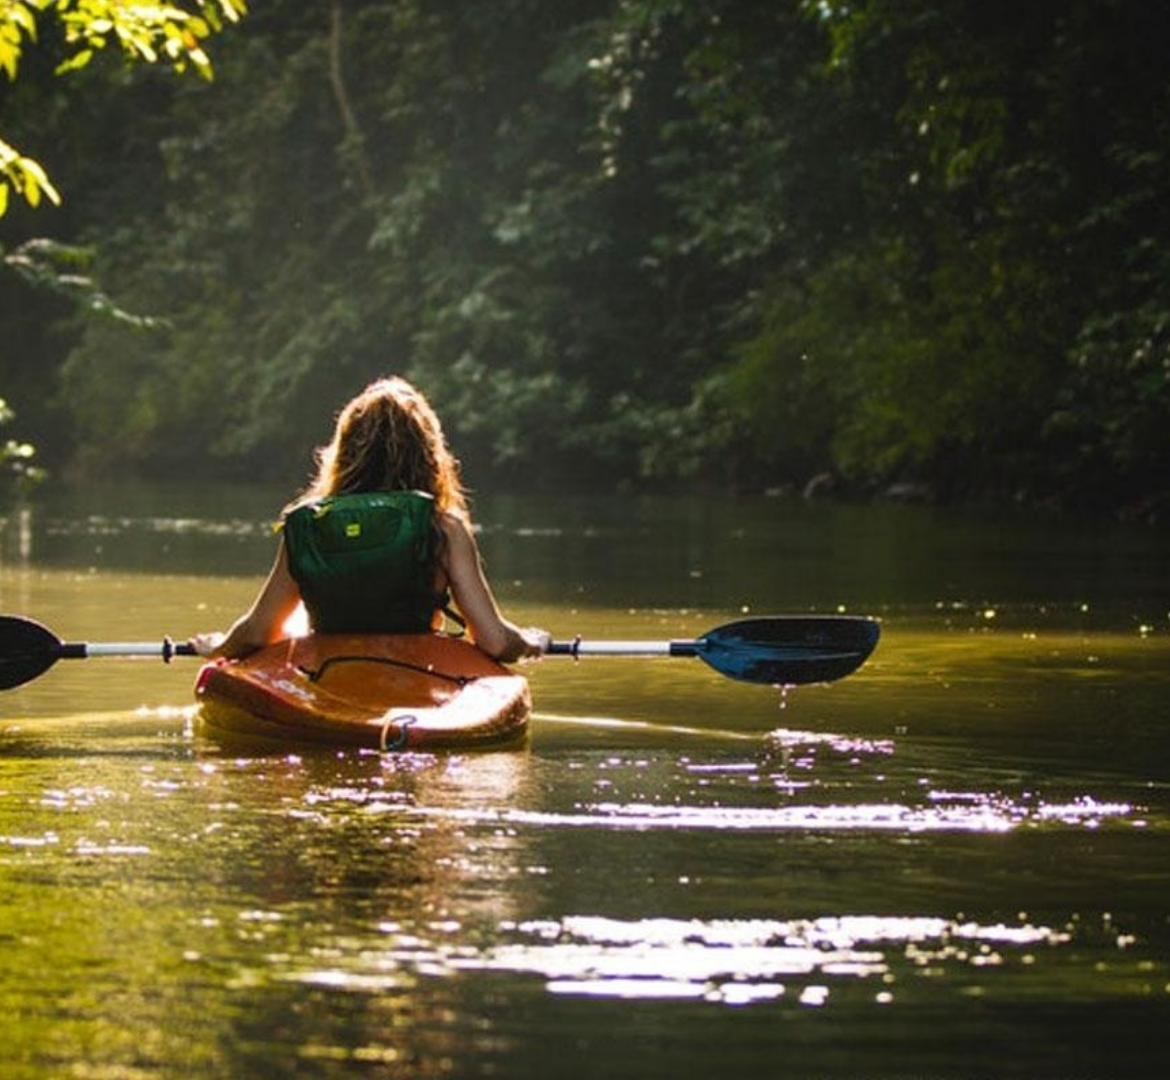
[190,377,547,663]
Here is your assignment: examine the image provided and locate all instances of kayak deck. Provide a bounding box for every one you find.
[194,633,531,751]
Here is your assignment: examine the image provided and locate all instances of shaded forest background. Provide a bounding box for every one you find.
[1,0,1168,518]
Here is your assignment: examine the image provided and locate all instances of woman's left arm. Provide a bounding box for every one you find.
[190,539,303,659]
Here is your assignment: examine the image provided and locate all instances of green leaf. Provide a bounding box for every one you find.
[18,156,61,206]
[54,48,95,74]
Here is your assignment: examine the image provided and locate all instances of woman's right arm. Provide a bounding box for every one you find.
[190,539,302,659]
[441,514,547,663]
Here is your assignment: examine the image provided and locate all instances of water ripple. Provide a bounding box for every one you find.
[401,793,1136,834]
[284,911,1099,1007]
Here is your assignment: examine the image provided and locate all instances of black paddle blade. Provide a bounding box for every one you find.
[694,615,880,685]
[0,615,65,690]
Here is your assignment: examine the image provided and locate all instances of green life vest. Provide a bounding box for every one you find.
[283,490,445,634]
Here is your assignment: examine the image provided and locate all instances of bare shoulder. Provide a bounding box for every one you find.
[437,511,480,568]
[438,511,474,544]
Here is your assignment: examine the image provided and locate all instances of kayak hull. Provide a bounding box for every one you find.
[194,634,531,751]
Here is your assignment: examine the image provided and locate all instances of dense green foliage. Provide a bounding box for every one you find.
[0,394,44,496]
[1,0,1167,515]
[1,1,246,216]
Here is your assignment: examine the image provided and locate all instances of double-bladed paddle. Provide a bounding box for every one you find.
[0,612,879,691]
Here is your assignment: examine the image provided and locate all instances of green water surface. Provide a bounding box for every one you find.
[0,485,1167,1079]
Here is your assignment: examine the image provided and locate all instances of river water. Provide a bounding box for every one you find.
[0,483,1167,1079]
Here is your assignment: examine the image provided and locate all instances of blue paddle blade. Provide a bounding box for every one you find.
[692,616,880,685]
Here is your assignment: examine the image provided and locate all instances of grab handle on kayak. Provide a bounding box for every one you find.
[379,714,416,752]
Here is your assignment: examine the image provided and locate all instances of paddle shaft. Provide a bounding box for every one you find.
[67,639,696,661]
[54,640,198,661]
[548,639,698,658]
[72,639,679,660]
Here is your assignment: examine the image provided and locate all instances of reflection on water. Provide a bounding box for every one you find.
[464,912,1075,1003]
[0,486,1168,1078]
[418,792,1136,834]
[282,908,1085,1006]
[1,702,1167,1078]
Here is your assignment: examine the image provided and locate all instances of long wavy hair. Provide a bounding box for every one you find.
[290,377,469,525]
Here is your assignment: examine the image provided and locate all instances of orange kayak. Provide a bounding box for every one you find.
[194,633,531,751]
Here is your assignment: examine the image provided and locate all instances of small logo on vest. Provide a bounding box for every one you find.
[346,523,362,538]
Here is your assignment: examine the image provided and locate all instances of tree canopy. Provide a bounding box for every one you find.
[1,0,247,215]
[2,0,1167,517]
